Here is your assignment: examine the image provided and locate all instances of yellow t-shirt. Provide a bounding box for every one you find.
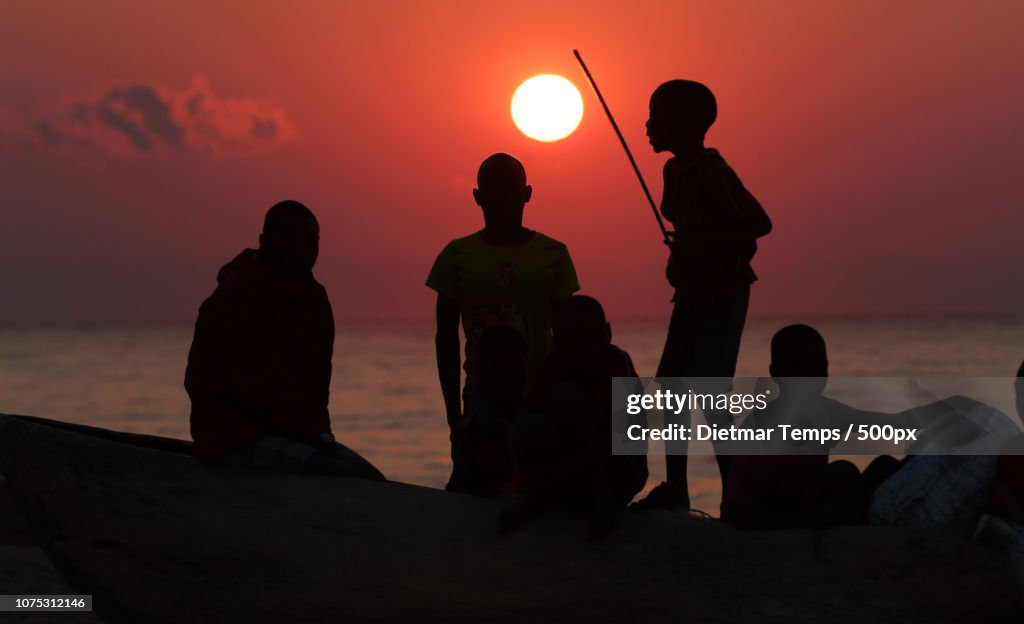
[426,230,580,397]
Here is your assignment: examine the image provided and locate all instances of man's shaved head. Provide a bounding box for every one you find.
[472,153,532,235]
[477,153,527,189]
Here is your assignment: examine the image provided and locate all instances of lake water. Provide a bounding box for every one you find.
[1,317,1022,513]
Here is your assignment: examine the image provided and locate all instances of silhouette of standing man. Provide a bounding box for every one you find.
[427,154,580,492]
[185,200,384,479]
[634,81,771,510]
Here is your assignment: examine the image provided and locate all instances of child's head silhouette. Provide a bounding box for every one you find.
[769,324,829,398]
[552,295,612,354]
[646,80,717,154]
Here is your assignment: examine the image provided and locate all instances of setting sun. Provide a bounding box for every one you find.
[510,74,584,142]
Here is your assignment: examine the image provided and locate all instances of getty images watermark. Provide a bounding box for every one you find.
[612,377,1024,456]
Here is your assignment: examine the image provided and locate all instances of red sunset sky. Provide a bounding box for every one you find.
[1,1,1021,324]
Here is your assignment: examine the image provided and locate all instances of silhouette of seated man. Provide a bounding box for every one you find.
[185,200,384,480]
[498,295,648,540]
[427,153,580,492]
[717,325,907,528]
[450,325,529,496]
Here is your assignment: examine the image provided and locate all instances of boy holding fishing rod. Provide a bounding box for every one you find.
[633,80,772,510]
[574,52,772,509]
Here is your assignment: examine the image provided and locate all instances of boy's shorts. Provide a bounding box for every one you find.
[657,284,749,379]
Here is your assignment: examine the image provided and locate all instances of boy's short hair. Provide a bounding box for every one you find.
[1017,360,1024,378]
[651,80,717,135]
[770,324,826,363]
[477,153,527,189]
[263,200,316,235]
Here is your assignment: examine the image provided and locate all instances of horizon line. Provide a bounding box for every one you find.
[1,311,1021,330]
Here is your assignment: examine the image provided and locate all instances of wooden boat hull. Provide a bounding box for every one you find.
[0,413,1018,623]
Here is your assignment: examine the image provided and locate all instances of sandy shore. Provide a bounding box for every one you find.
[0,482,102,623]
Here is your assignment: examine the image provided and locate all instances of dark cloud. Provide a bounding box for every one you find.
[96,100,152,151]
[2,76,295,159]
[72,102,90,124]
[34,120,63,147]
[186,93,203,116]
[117,85,185,146]
[250,117,277,139]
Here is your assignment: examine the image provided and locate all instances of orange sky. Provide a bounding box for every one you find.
[1,1,1022,323]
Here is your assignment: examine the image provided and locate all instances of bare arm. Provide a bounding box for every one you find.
[893,395,986,428]
[435,293,462,433]
[835,395,985,430]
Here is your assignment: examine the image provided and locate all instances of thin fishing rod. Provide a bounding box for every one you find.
[573,49,670,245]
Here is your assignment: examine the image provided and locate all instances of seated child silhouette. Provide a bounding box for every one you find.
[718,325,900,528]
[498,295,648,540]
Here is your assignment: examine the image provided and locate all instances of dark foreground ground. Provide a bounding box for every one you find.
[0,482,101,623]
[2,473,1020,624]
